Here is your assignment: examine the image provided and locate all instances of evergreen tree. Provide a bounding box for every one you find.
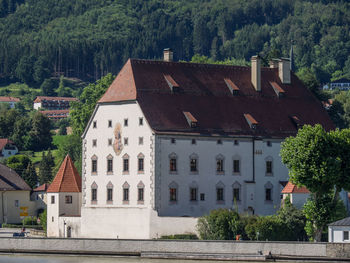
[38,152,53,184]
[22,163,38,189]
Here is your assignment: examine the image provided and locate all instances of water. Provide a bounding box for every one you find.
[0,254,340,263]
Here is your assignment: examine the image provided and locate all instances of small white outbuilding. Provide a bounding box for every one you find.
[328,217,350,242]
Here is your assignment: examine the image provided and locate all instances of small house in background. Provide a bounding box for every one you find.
[0,164,36,224]
[47,155,82,238]
[329,217,350,242]
[0,139,18,159]
[281,182,310,209]
[0,96,20,109]
[323,78,350,91]
[33,96,78,110]
[39,109,70,121]
[32,183,50,216]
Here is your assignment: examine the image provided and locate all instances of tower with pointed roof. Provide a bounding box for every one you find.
[47,155,82,237]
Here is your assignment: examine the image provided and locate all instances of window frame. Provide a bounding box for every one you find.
[123,154,129,174]
[51,195,55,204]
[65,195,72,204]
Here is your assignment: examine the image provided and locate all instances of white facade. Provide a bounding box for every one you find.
[75,101,289,238]
[0,145,18,159]
[33,102,41,110]
[329,226,350,242]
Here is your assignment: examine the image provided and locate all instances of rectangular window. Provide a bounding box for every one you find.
[344,231,349,241]
[107,188,113,201]
[108,120,112,128]
[92,160,97,173]
[234,140,239,145]
[200,193,205,201]
[266,161,272,174]
[139,117,143,126]
[108,139,112,146]
[92,139,97,147]
[93,121,97,128]
[51,196,55,204]
[171,138,176,144]
[233,160,240,173]
[123,188,129,201]
[217,188,224,201]
[91,189,97,201]
[170,158,177,172]
[216,159,224,172]
[190,159,197,172]
[139,137,143,145]
[190,188,197,201]
[65,195,72,204]
[217,139,222,145]
[233,188,240,201]
[138,158,144,172]
[170,188,177,201]
[138,188,144,201]
[265,188,272,201]
[107,159,113,172]
[123,159,129,172]
[267,141,272,147]
[191,139,196,145]
[124,118,128,127]
[124,138,128,145]
[14,200,19,207]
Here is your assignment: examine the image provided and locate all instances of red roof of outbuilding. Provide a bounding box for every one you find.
[0,138,14,151]
[97,59,335,138]
[33,183,50,192]
[0,96,20,102]
[282,182,310,194]
[34,96,78,103]
[47,155,81,193]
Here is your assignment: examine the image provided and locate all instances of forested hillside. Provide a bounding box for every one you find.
[0,0,349,85]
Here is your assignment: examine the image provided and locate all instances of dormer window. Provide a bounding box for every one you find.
[164,74,180,94]
[270,81,285,98]
[224,78,239,95]
[244,113,258,130]
[290,115,303,129]
[183,111,198,128]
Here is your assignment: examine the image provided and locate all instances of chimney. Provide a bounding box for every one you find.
[279,58,291,84]
[251,55,261,92]
[163,48,173,62]
[269,59,279,68]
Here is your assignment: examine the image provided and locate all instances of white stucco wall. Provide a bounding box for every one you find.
[33,102,41,110]
[59,193,81,216]
[1,146,18,158]
[58,216,81,238]
[47,193,60,237]
[329,226,350,242]
[0,191,36,224]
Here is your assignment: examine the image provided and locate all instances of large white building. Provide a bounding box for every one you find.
[47,50,334,239]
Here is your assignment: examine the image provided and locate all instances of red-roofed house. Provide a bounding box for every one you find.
[0,96,20,108]
[0,139,18,158]
[39,110,70,121]
[47,155,81,237]
[33,96,78,111]
[54,50,335,239]
[282,182,310,209]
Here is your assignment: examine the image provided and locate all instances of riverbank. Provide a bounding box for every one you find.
[0,237,349,261]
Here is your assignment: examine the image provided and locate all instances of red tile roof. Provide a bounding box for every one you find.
[282,182,310,194]
[33,183,50,192]
[39,110,69,119]
[97,59,335,138]
[0,138,14,151]
[0,96,20,102]
[47,155,81,193]
[34,96,78,103]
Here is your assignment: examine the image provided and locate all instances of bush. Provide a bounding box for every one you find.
[160,234,198,240]
[39,209,47,232]
[22,216,37,225]
[2,223,42,229]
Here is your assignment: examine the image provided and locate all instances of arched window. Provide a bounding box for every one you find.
[264,181,273,201]
[189,153,198,174]
[216,181,225,203]
[137,181,145,204]
[216,154,225,174]
[106,154,113,174]
[169,153,177,173]
[122,153,129,174]
[169,181,178,203]
[106,181,113,204]
[122,181,130,204]
[91,182,98,204]
[265,156,273,176]
[232,181,241,202]
[91,155,98,175]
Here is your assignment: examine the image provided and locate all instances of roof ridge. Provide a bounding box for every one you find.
[58,156,69,192]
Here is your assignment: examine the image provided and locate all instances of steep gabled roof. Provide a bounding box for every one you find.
[0,164,31,191]
[98,59,334,138]
[47,155,81,193]
[282,181,310,194]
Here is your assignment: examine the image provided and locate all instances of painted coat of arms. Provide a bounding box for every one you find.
[113,123,123,155]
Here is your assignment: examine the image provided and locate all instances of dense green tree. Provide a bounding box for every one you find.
[21,163,38,189]
[40,78,57,97]
[15,55,35,84]
[280,125,350,241]
[70,73,114,136]
[56,134,82,174]
[26,112,52,151]
[33,57,50,84]
[6,154,31,178]
[38,152,54,184]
